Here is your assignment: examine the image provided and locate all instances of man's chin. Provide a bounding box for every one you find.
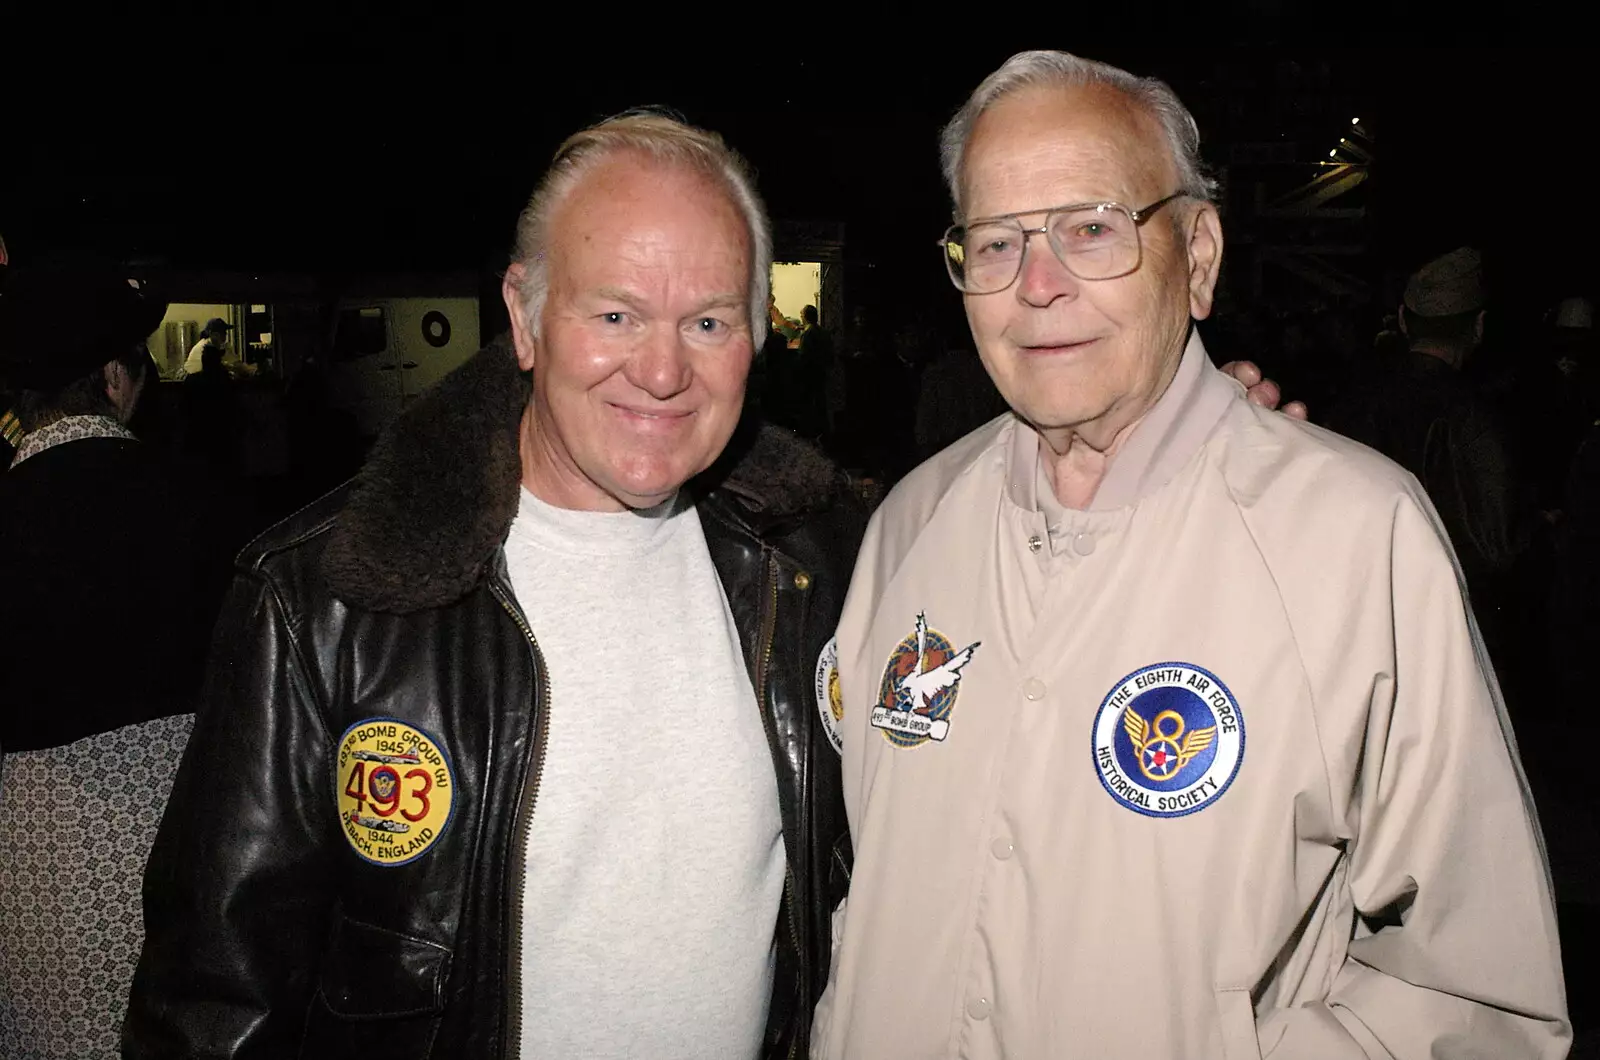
[1014,401,1104,434]
[607,471,689,512]
[619,493,679,512]
[1016,400,1128,448]
[604,436,737,509]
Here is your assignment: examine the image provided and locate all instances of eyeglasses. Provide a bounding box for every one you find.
[939,192,1191,295]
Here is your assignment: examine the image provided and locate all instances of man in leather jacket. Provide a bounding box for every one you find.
[125,112,861,1060]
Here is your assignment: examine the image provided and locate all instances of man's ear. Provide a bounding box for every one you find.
[1185,203,1224,321]
[103,360,127,400]
[502,264,539,372]
[102,359,142,423]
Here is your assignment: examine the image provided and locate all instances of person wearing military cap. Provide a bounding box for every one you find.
[1402,245,1487,322]
[0,262,161,440]
[1331,246,1532,675]
[0,259,239,1060]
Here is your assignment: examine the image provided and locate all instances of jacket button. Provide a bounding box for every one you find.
[991,837,1014,860]
[967,996,992,1020]
[1073,532,1096,556]
[1021,678,1046,701]
[1027,534,1043,553]
[793,571,812,590]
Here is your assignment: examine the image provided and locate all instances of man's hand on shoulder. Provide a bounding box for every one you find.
[1220,360,1309,421]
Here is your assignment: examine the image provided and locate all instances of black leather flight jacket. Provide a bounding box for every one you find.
[125,344,861,1059]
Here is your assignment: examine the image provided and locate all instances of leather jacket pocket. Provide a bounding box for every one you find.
[300,915,452,1058]
[1214,987,1263,1060]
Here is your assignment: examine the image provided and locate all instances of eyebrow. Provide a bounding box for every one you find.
[963,199,1124,226]
[592,288,747,315]
[592,287,649,311]
[692,294,748,313]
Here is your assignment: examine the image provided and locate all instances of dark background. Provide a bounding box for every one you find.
[4,19,1597,1047]
[5,31,1593,341]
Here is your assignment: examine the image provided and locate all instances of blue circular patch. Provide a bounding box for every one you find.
[1091,662,1245,818]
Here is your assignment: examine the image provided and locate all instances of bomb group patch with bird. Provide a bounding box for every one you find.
[870,612,981,749]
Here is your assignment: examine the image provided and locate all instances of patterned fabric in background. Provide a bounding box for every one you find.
[0,713,194,1060]
[9,414,136,469]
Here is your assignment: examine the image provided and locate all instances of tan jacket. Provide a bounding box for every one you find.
[812,334,1568,1059]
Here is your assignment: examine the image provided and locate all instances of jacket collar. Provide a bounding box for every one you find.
[322,339,842,613]
[1005,328,1239,516]
[10,414,135,469]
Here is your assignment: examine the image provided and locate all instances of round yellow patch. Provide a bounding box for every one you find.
[814,636,844,755]
[335,718,455,866]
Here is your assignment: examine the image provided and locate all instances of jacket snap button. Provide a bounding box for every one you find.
[793,571,812,591]
[967,996,992,1020]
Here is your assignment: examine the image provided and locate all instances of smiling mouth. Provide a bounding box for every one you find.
[609,403,694,422]
[1020,337,1099,354]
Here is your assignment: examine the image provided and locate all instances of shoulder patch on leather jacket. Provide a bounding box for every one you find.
[336,718,456,865]
[815,636,844,755]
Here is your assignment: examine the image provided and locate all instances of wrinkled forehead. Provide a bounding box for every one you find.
[960,82,1176,221]
[550,155,750,266]
[562,150,730,226]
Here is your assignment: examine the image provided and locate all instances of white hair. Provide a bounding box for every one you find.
[506,109,772,340]
[939,50,1218,218]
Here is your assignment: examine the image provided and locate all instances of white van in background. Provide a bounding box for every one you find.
[326,295,480,438]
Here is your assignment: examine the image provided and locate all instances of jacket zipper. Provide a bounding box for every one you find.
[490,579,551,1060]
[753,550,805,1060]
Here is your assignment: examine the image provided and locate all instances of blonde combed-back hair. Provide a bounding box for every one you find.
[506,109,772,340]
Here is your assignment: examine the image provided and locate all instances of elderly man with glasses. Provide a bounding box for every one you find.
[810,51,1568,1059]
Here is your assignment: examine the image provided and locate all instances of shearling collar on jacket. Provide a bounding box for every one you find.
[322,339,843,614]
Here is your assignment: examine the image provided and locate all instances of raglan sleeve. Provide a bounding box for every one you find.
[1262,491,1569,1058]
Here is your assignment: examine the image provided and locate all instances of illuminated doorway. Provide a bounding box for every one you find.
[771,261,822,334]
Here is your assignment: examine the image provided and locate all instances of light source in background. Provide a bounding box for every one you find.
[1335,139,1372,164]
[1320,117,1376,167]
[1338,119,1375,164]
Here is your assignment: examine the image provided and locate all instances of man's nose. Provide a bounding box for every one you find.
[626,326,693,399]
[1016,228,1081,307]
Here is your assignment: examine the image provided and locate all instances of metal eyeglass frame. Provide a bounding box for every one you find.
[938,191,1191,294]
